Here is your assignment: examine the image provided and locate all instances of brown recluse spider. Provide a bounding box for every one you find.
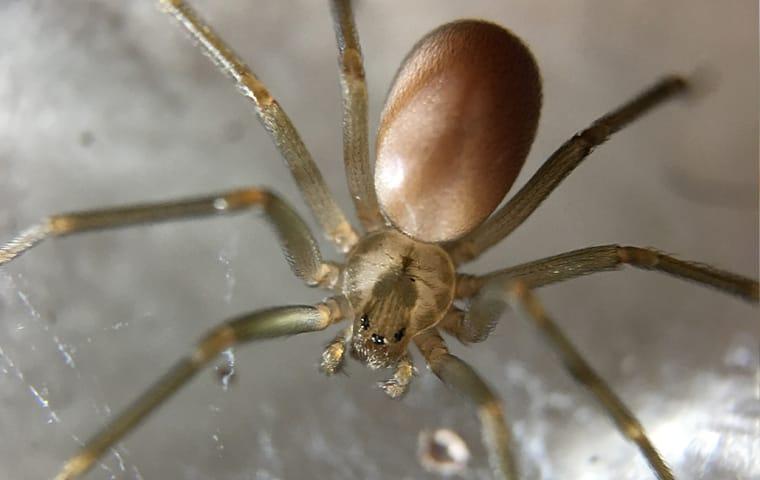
[0,1,757,479]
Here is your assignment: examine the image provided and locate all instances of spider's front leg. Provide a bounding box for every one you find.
[446,247,757,479]
[378,354,415,399]
[415,329,517,480]
[55,296,348,480]
[453,279,675,480]
[320,326,352,375]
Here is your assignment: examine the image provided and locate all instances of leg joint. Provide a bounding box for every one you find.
[223,187,270,210]
[193,325,237,365]
[574,121,613,151]
[621,419,647,442]
[617,245,660,269]
[340,47,366,81]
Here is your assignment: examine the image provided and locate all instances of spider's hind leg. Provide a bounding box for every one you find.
[159,0,359,252]
[329,0,385,232]
[447,76,689,265]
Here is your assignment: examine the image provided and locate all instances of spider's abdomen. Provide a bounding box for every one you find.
[375,20,542,243]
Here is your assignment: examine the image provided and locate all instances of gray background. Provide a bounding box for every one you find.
[0,1,757,479]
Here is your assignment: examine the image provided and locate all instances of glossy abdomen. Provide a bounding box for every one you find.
[375,20,542,243]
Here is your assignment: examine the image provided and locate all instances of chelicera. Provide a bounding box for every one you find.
[0,1,756,479]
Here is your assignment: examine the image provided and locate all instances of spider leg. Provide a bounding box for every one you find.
[0,187,340,289]
[54,297,347,480]
[320,325,352,374]
[415,329,517,480]
[329,0,385,232]
[446,76,689,264]
[378,354,415,399]
[438,306,483,344]
[455,244,758,303]
[452,280,674,480]
[159,0,358,252]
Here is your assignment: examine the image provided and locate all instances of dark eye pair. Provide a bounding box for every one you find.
[359,314,406,343]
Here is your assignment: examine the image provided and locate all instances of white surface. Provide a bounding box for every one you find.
[0,1,757,479]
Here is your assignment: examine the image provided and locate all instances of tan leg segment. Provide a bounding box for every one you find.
[329,0,385,231]
[378,355,415,399]
[447,76,689,264]
[438,307,480,344]
[415,329,517,480]
[320,326,352,375]
[0,188,340,289]
[456,280,673,480]
[159,0,358,252]
[456,244,758,302]
[54,297,346,480]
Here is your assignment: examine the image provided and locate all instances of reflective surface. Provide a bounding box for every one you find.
[0,1,757,479]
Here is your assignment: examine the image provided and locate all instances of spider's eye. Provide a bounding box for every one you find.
[393,328,406,342]
[360,314,370,330]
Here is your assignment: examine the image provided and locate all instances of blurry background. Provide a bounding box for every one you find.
[0,1,757,479]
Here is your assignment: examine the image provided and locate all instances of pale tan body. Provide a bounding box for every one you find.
[0,1,757,479]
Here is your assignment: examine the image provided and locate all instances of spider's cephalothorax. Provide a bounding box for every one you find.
[343,230,455,369]
[1,1,756,479]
